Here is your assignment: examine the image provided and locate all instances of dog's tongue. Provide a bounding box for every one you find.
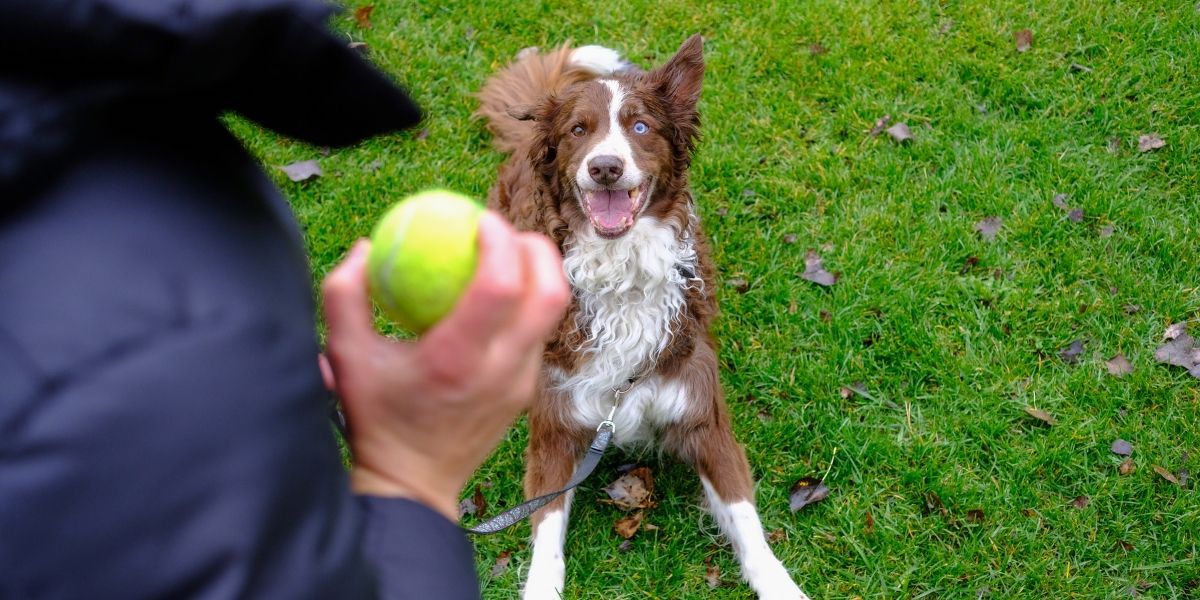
[588,189,634,229]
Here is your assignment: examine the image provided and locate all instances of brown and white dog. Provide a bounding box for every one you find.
[477,36,810,600]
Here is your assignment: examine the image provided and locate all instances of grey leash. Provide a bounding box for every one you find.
[465,381,635,535]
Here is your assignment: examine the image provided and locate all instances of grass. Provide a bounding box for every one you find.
[229,0,1200,597]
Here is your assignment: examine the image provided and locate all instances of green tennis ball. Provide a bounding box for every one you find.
[367,189,485,333]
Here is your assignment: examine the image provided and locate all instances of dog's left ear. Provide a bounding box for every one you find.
[648,34,704,115]
[647,34,704,159]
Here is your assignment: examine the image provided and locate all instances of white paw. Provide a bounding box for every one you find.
[522,562,565,600]
[744,554,810,600]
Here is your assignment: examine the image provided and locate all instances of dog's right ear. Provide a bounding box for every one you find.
[525,95,562,167]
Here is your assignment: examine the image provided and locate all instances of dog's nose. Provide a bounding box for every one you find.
[587,155,624,185]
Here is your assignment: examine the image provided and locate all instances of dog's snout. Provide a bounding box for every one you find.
[587,155,624,185]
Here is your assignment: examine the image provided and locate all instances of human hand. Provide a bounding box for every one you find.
[320,211,569,521]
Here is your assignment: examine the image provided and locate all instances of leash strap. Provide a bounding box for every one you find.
[465,422,614,535]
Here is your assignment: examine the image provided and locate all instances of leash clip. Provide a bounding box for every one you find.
[596,402,618,433]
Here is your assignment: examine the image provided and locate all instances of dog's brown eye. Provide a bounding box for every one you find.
[571,125,586,137]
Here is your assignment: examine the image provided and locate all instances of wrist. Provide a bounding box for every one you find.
[350,465,461,523]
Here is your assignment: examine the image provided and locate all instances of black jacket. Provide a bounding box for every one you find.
[0,1,479,598]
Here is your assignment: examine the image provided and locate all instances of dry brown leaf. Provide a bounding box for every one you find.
[705,561,721,588]
[975,217,1002,242]
[602,467,656,510]
[613,510,644,539]
[280,160,322,183]
[886,122,914,143]
[808,43,828,56]
[727,278,751,294]
[1059,339,1085,364]
[801,251,839,286]
[353,5,374,29]
[1111,439,1133,456]
[1119,457,1135,475]
[1153,465,1181,485]
[490,551,511,577]
[865,510,875,533]
[1024,406,1055,426]
[1138,134,1166,152]
[789,477,830,511]
[1014,29,1033,52]
[967,508,985,523]
[1106,354,1133,377]
[767,529,787,544]
[869,115,892,137]
[1070,495,1090,509]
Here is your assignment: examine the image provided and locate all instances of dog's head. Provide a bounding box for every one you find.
[521,35,704,239]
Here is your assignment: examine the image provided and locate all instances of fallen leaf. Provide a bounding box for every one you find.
[801,251,839,286]
[280,160,322,183]
[868,115,892,137]
[1179,469,1190,487]
[1106,354,1134,377]
[839,381,867,400]
[967,508,985,523]
[1164,322,1187,341]
[1111,439,1133,456]
[472,485,488,517]
[1068,208,1084,222]
[865,510,875,533]
[618,539,634,553]
[768,529,787,544]
[490,551,511,577]
[1154,331,1200,375]
[415,128,430,141]
[789,476,830,512]
[1024,406,1056,426]
[1059,339,1085,364]
[705,560,721,588]
[1138,134,1165,152]
[613,510,644,539]
[959,255,983,276]
[1116,540,1134,552]
[1107,136,1122,153]
[808,43,828,56]
[886,122,914,143]
[602,467,656,510]
[1069,63,1093,73]
[922,491,947,516]
[1153,465,1181,485]
[783,234,798,244]
[1014,29,1033,53]
[353,5,374,29]
[726,278,750,294]
[1070,495,1090,509]
[975,217,1003,242]
[1052,193,1071,210]
[1099,224,1115,238]
[457,495,478,518]
[1119,457,1135,475]
[819,310,833,322]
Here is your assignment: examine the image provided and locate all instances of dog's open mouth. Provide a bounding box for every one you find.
[582,184,646,238]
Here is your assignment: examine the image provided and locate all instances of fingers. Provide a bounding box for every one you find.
[317,354,336,391]
[418,212,525,382]
[322,240,376,361]
[502,232,570,351]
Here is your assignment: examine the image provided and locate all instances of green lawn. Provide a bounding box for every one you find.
[230,0,1200,597]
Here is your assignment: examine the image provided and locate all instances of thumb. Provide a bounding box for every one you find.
[322,240,376,357]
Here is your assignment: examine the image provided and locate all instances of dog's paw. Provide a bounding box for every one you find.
[744,555,811,600]
[521,563,566,600]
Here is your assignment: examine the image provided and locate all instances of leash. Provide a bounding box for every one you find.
[464,379,637,535]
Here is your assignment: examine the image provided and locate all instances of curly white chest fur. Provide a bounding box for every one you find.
[554,216,701,445]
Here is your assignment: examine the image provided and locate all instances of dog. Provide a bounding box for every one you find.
[476,35,811,600]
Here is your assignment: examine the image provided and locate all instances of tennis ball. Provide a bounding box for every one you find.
[367,189,484,333]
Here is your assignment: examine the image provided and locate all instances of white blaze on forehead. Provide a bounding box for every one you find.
[575,80,643,190]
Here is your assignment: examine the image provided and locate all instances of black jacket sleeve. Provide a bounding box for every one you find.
[0,2,479,599]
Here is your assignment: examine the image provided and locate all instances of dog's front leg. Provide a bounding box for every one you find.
[522,402,590,600]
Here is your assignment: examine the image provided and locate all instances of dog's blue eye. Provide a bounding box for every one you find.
[633,121,649,134]
[572,125,586,137]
